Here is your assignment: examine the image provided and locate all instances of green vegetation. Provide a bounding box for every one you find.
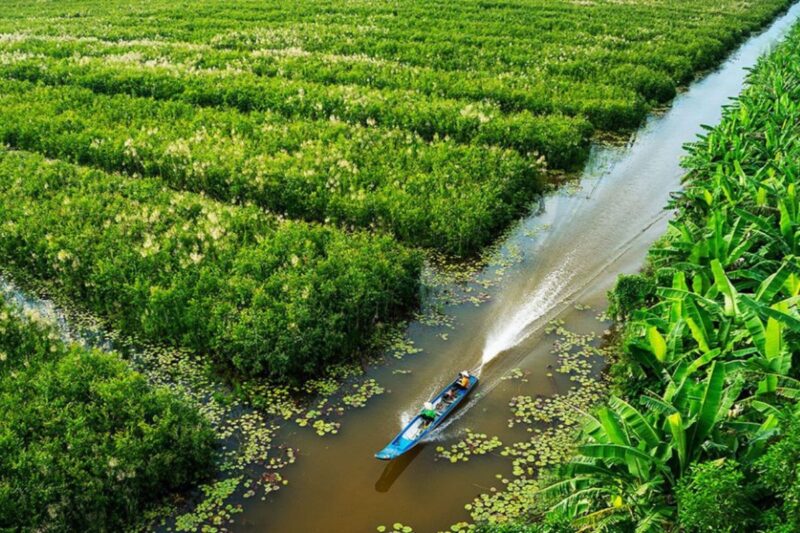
[0,294,215,531]
[675,459,754,532]
[495,19,800,533]
[0,78,538,256]
[1,1,798,531]
[0,0,791,385]
[0,56,586,165]
[0,0,791,258]
[0,149,421,381]
[755,412,800,532]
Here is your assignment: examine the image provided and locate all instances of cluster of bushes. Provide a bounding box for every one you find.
[668,412,800,532]
[0,294,216,530]
[504,21,800,532]
[0,149,422,381]
[0,34,647,130]
[0,55,593,168]
[0,78,541,257]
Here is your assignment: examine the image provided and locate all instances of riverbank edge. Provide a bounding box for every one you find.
[479,13,800,533]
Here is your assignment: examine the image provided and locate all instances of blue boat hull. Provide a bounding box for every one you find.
[375,375,478,460]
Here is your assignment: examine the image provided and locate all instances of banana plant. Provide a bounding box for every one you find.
[627,258,797,382]
[540,397,675,532]
[624,270,721,374]
[650,211,754,273]
[540,352,781,531]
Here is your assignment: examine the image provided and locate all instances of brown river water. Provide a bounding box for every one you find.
[2,4,799,532]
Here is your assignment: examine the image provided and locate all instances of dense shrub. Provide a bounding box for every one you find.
[755,410,800,533]
[676,460,754,532]
[475,514,574,533]
[0,149,422,381]
[607,272,655,319]
[474,523,571,533]
[0,295,216,531]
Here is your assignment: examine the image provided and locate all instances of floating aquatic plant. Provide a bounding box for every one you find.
[342,378,385,408]
[436,429,503,463]
[376,522,414,533]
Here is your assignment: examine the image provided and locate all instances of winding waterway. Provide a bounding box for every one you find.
[235,4,800,531]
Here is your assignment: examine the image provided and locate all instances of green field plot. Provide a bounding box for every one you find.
[0,0,791,257]
[0,149,422,380]
[0,79,539,256]
[0,294,216,531]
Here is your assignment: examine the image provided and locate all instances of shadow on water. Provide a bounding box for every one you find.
[374,445,425,493]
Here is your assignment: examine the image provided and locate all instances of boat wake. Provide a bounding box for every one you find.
[428,209,671,440]
[480,256,575,370]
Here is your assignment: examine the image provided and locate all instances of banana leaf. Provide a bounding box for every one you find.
[609,397,661,449]
[687,361,726,459]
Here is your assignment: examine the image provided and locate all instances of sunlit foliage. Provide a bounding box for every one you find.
[0,295,216,531]
[534,21,800,532]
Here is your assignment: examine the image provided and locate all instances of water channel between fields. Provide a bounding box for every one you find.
[235,4,800,532]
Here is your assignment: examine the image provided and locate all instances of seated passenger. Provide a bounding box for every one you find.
[420,401,437,423]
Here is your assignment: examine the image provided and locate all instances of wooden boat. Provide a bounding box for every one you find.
[375,374,478,460]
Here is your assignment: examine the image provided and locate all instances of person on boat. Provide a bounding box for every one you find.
[456,370,471,389]
[421,401,437,424]
[444,389,457,402]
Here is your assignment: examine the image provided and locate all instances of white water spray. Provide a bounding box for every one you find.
[480,258,575,369]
